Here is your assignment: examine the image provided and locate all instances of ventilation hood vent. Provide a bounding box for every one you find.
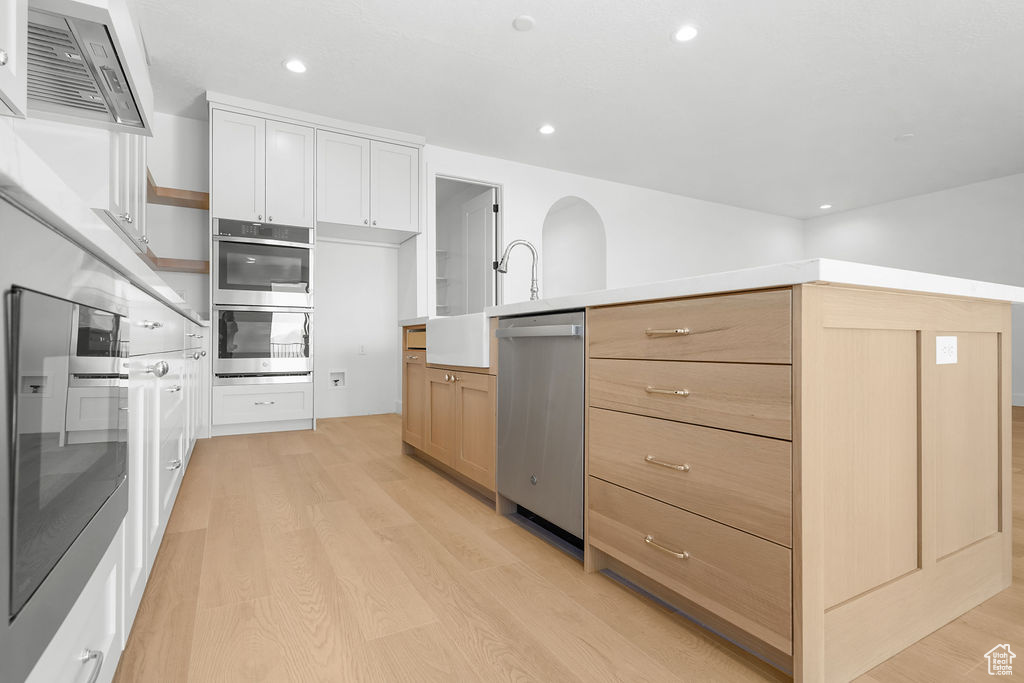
[26,6,148,131]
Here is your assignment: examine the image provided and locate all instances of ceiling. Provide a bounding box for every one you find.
[129,0,1024,219]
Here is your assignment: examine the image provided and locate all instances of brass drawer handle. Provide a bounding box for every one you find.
[644,328,691,336]
[645,386,690,397]
[644,535,689,559]
[407,355,419,360]
[644,455,690,472]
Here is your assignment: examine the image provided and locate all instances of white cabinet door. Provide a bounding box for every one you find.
[0,0,27,117]
[370,140,419,233]
[265,119,315,227]
[211,109,266,221]
[316,130,370,227]
[124,358,154,638]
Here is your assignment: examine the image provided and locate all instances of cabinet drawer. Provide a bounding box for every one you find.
[213,382,313,425]
[589,408,792,546]
[405,327,426,350]
[590,359,792,439]
[25,526,122,683]
[403,349,426,365]
[588,290,791,363]
[588,478,791,653]
[128,295,185,356]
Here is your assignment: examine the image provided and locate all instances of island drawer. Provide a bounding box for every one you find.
[589,408,792,546]
[589,358,792,439]
[588,477,792,654]
[588,290,791,364]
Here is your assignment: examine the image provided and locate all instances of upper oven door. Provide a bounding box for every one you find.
[213,238,313,308]
[214,306,313,375]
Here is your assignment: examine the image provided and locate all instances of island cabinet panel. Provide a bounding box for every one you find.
[454,372,497,491]
[797,284,1012,683]
[925,331,1000,558]
[402,353,427,449]
[425,367,457,467]
[589,358,792,439]
[587,289,791,363]
[820,327,920,608]
[589,408,792,547]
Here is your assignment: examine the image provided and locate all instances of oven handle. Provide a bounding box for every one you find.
[213,235,313,249]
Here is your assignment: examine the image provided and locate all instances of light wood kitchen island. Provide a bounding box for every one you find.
[482,260,1024,682]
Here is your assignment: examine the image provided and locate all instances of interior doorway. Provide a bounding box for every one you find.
[434,176,502,317]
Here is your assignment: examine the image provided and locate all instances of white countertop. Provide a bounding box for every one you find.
[399,316,429,327]
[0,120,207,325]
[485,259,1024,317]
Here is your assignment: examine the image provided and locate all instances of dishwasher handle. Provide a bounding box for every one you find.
[496,324,583,339]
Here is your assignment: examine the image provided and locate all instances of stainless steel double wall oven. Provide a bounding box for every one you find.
[212,218,313,385]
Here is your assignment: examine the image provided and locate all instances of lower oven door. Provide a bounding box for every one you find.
[213,238,313,308]
[214,306,313,375]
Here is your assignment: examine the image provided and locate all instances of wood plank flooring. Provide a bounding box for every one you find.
[114,411,1024,682]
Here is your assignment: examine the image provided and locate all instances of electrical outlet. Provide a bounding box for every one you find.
[936,335,958,365]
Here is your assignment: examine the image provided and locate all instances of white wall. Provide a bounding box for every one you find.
[314,239,400,418]
[409,144,805,317]
[803,173,1024,403]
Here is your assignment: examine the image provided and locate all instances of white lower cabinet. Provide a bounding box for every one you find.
[25,525,124,683]
[213,381,313,425]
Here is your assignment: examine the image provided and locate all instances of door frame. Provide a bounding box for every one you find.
[432,174,505,311]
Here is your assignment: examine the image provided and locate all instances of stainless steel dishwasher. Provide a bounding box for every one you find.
[496,311,585,538]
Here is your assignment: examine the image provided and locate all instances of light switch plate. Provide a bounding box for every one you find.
[936,335,958,365]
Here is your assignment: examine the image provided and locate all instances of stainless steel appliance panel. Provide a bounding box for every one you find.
[214,218,313,245]
[496,311,585,537]
[214,306,313,375]
[1,198,129,683]
[213,238,313,308]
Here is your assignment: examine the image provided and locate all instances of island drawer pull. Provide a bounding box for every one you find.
[644,328,691,336]
[644,535,689,559]
[645,386,690,397]
[644,455,690,472]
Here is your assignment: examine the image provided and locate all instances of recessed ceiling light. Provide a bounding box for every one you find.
[512,15,536,32]
[672,24,699,42]
[538,124,555,135]
[819,204,833,210]
[284,59,307,74]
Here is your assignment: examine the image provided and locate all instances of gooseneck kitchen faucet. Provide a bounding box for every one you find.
[494,239,539,300]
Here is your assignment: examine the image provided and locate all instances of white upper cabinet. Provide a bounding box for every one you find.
[211,109,314,227]
[266,119,315,227]
[370,140,419,233]
[211,109,266,222]
[0,0,27,117]
[316,130,370,227]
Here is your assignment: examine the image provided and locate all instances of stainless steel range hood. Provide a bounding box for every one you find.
[25,0,153,134]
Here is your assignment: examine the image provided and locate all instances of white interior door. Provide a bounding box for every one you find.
[370,140,419,232]
[463,188,496,313]
[266,119,315,227]
[316,130,370,227]
[211,109,266,221]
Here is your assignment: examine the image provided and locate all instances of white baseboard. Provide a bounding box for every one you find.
[211,419,314,437]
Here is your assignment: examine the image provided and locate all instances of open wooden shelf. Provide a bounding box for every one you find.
[146,168,210,210]
[138,247,210,274]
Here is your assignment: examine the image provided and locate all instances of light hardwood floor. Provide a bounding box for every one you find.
[114,411,1024,682]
